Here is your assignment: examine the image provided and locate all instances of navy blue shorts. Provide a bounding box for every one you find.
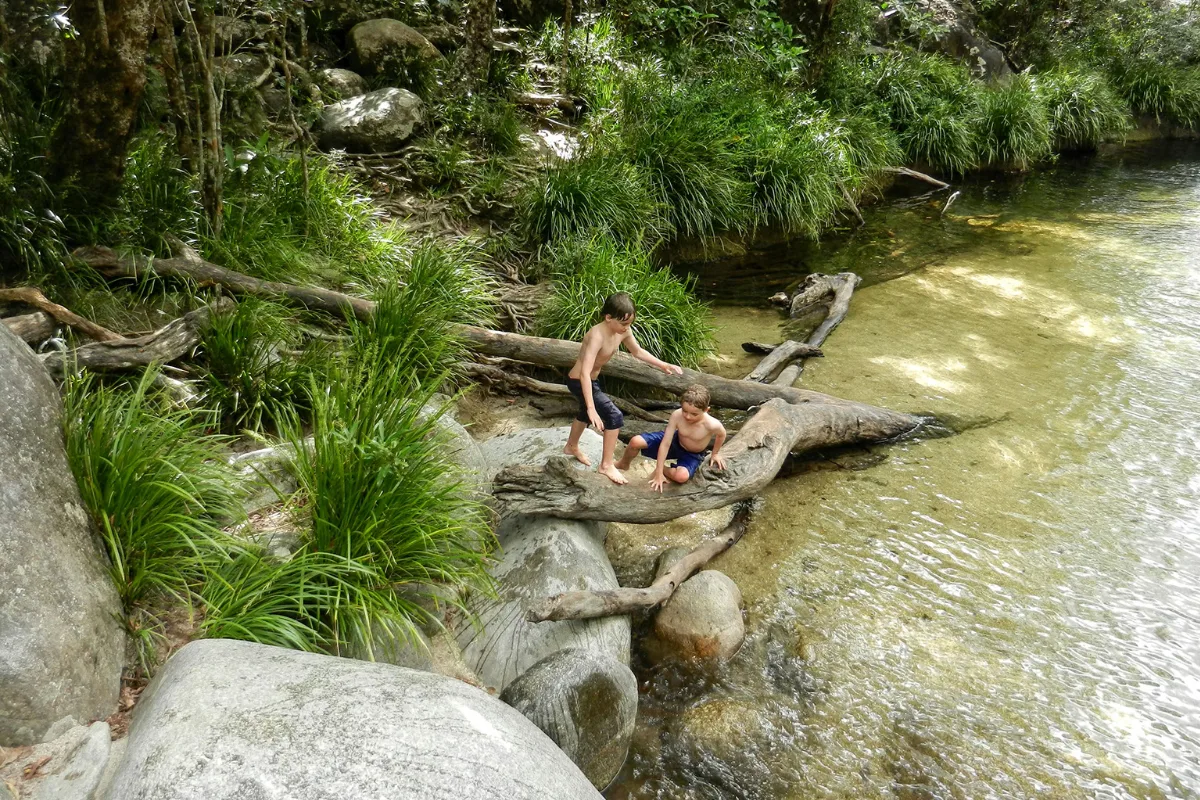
[639,430,708,478]
[566,377,624,430]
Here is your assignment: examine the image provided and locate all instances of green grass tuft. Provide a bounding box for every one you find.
[1039,69,1131,150]
[1112,57,1200,129]
[973,74,1054,169]
[536,234,714,368]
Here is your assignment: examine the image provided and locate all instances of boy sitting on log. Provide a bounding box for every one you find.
[564,292,683,485]
[616,384,728,491]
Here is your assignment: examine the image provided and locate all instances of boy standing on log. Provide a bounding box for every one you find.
[616,384,727,491]
[564,292,682,485]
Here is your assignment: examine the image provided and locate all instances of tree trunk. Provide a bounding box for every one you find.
[493,396,919,522]
[743,340,822,382]
[527,501,754,621]
[460,0,496,90]
[2,312,56,344]
[50,0,155,202]
[167,0,222,237]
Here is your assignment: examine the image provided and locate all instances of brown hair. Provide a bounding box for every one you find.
[601,292,636,321]
[680,384,710,410]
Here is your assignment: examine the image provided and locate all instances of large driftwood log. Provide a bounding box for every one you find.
[40,301,230,374]
[0,287,123,342]
[2,312,56,344]
[494,397,919,522]
[771,272,860,387]
[743,340,822,382]
[527,502,755,622]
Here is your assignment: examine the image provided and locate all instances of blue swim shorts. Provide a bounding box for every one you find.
[639,430,708,478]
[566,377,625,430]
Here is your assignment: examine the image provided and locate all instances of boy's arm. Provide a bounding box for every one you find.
[650,412,680,492]
[577,333,605,430]
[708,419,728,470]
[624,332,683,375]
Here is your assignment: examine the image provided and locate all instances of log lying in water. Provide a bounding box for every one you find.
[743,340,822,382]
[527,501,755,622]
[494,397,918,523]
[762,272,861,388]
[40,301,230,375]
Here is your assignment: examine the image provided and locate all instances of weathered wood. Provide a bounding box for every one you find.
[513,91,576,113]
[0,287,123,342]
[883,166,951,190]
[40,301,230,374]
[494,397,919,522]
[741,341,776,355]
[71,246,377,321]
[774,272,860,387]
[2,312,56,344]
[463,362,669,423]
[743,340,822,382]
[527,502,755,622]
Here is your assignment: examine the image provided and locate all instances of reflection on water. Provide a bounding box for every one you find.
[608,143,1200,799]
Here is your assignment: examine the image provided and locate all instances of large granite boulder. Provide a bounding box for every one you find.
[880,0,1011,79]
[500,648,637,789]
[478,426,603,489]
[347,18,445,88]
[455,513,629,693]
[105,639,603,799]
[0,326,124,745]
[0,720,113,800]
[316,87,424,153]
[652,570,744,664]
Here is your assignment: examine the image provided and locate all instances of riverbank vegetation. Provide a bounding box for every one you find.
[4,0,1200,673]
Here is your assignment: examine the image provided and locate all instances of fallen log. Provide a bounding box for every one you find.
[494,397,919,522]
[527,501,755,622]
[463,362,669,423]
[0,287,123,342]
[741,342,777,355]
[743,340,822,382]
[771,272,860,387]
[40,301,230,375]
[2,312,56,344]
[883,166,951,190]
[72,246,376,321]
[513,91,577,114]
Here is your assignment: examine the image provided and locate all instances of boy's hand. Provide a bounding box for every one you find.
[660,362,683,375]
[588,408,604,431]
[710,453,727,470]
[649,471,668,492]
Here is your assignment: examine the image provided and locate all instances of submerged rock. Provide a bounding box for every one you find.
[316,87,424,153]
[106,639,602,799]
[652,570,745,664]
[0,326,124,746]
[500,648,638,789]
[455,513,630,693]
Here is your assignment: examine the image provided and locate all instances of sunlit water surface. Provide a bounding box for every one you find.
[606,144,1200,800]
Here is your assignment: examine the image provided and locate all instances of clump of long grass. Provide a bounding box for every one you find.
[536,234,713,368]
[1039,69,1131,150]
[1111,57,1200,129]
[206,145,407,286]
[518,149,669,245]
[63,370,240,666]
[973,74,1054,169]
[198,297,331,434]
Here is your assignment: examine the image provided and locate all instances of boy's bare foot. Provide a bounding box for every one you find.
[614,453,633,470]
[563,443,592,467]
[599,463,629,485]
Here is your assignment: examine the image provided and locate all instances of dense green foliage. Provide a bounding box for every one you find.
[536,235,713,368]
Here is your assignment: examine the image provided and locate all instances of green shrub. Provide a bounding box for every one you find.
[898,105,978,174]
[1039,69,1131,150]
[205,146,406,286]
[63,370,240,663]
[198,297,330,434]
[96,132,201,255]
[973,74,1054,169]
[517,149,669,245]
[536,235,714,368]
[618,69,752,238]
[739,116,842,236]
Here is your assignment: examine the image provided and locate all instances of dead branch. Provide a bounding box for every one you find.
[883,166,951,190]
[526,501,754,621]
[2,312,56,344]
[0,287,123,342]
[513,91,577,114]
[743,340,822,382]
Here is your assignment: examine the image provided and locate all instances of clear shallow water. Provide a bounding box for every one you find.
[608,143,1200,799]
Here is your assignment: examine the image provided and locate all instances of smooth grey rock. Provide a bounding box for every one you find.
[0,325,124,745]
[28,721,110,800]
[316,87,424,153]
[455,514,629,693]
[500,649,637,789]
[93,736,127,800]
[348,18,445,79]
[653,570,744,663]
[212,53,270,90]
[106,639,602,799]
[478,426,603,489]
[315,67,367,100]
[654,546,690,580]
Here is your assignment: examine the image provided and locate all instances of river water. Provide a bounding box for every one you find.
[606,142,1200,799]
